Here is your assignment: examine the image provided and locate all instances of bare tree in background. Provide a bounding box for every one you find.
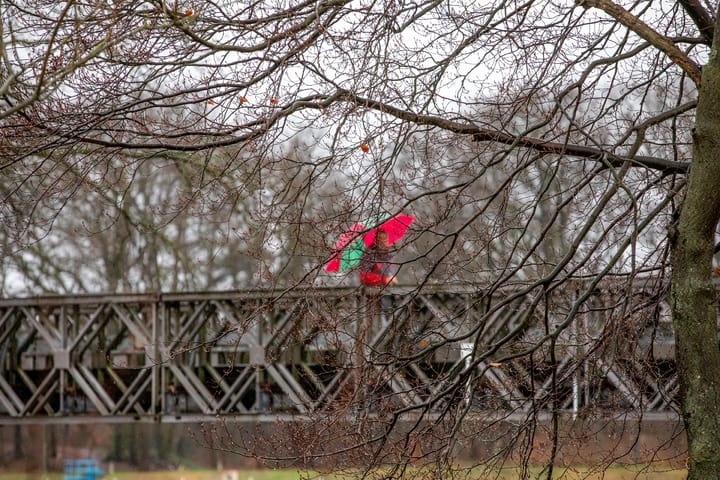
[2,0,720,477]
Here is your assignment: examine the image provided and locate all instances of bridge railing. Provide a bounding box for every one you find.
[0,282,679,423]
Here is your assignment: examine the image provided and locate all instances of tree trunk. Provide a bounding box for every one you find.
[670,40,720,478]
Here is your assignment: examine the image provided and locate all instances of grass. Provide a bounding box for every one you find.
[0,465,688,480]
[111,471,308,480]
[488,465,687,479]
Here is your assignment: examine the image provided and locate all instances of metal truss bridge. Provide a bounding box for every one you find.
[0,283,680,424]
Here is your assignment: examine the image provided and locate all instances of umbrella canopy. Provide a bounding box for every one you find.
[324,214,414,273]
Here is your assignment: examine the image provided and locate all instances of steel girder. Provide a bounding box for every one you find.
[0,284,679,423]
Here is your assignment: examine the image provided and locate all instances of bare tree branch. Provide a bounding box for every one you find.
[579,0,703,85]
[339,89,689,174]
[678,0,715,45]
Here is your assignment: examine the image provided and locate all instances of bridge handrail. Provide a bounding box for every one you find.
[0,276,676,307]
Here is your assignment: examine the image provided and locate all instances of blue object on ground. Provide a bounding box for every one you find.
[63,459,104,480]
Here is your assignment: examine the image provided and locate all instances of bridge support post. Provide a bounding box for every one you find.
[352,289,382,414]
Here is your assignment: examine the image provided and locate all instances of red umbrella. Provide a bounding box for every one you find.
[324,214,414,273]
